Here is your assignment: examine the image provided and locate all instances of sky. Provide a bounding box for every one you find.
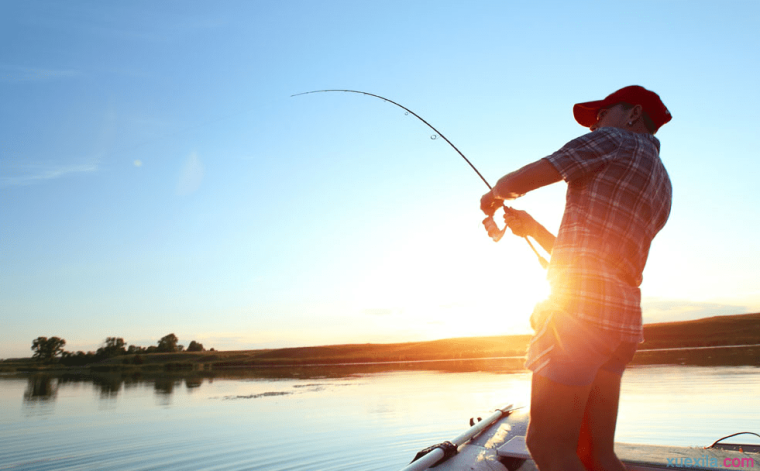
[2,0,759,358]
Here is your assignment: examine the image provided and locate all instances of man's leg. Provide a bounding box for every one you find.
[526,372,593,471]
[576,369,628,471]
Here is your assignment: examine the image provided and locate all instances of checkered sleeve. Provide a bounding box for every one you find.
[543,128,624,183]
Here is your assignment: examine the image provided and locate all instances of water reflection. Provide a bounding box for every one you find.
[154,377,180,395]
[10,345,755,407]
[12,357,525,405]
[4,365,758,471]
[16,349,751,406]
[23,374,58,401]
[91,374,123,398]
[185,376,203,390]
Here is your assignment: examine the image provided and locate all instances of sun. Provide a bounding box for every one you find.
[348,222,551,340]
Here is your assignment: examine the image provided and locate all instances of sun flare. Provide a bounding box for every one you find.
[349,223,551,340]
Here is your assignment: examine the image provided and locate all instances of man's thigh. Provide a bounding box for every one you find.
[579,368,624,453]
[525,311,630,386]
[528,372,592,445]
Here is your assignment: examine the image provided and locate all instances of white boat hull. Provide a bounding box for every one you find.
[403,407,758,471]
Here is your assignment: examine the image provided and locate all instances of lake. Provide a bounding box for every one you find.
[1,364,759,470]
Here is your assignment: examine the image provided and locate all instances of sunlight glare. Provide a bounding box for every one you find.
[348,220,550,340]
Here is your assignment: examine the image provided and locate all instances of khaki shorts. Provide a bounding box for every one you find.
[525,306,637,386]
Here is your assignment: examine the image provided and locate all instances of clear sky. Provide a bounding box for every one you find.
[2,0,759,358]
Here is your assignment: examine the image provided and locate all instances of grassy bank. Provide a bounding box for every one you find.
[631,312,760,366]
[3,313,759,373]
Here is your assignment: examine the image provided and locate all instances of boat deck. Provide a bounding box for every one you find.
[404,407,758,471]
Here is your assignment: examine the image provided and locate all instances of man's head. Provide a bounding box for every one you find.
[573,85,671,134]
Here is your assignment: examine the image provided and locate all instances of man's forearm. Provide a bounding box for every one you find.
[503,208,556,255]
[529,219,556,255]
[493,159,563,200]
[482,158,562,257]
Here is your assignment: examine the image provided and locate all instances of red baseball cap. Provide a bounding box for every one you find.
[573,85,672,132]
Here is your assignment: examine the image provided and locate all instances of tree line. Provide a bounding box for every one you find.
[30,334,212,366]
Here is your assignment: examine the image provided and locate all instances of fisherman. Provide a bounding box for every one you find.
[480,85,673,471]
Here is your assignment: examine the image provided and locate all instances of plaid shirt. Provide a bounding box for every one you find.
[543,127,672,342]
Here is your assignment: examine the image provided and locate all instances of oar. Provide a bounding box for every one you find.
[399,404,517,471]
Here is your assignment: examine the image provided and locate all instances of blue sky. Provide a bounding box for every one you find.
[2,0,759,358]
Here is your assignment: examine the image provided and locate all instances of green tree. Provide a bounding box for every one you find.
[97,337,127,358]
[31,337,66,362]
[157,333,179,352]
[105,337,126,350]
[186,340,204,352]
[127,345,145,354]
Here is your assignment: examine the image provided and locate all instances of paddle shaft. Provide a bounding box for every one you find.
[399,405,514,471]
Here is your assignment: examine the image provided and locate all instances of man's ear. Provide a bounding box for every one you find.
[629,104,644,123]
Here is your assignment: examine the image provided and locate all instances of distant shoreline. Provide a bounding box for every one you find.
[3,313,759,373]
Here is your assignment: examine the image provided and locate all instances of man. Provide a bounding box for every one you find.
[480,85,673,471]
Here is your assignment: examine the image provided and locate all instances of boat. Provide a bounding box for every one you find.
[400,405,760,471]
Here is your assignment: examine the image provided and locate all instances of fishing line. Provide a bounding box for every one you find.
[291,89,549,269]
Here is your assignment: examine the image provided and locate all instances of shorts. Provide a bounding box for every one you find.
[524,308,638,386]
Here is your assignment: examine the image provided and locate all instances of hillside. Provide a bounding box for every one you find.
[640,312,760,348]
[3,313,758,372]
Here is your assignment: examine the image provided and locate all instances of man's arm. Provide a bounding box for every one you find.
[493,158,563,200]
[480,158,562,254]
[480,158,563,215]
[504,208,556,255]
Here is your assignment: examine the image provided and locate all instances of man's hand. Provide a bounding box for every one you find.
[503,208,537,238]
[480,190,502,216]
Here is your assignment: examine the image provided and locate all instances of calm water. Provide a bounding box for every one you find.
[1,364,759,470]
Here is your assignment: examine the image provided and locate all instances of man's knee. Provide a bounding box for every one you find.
[526,426,550,464]
[526,423,576,463]
[525,426,541,456]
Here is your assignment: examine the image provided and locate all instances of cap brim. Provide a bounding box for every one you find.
[573,99,606,127]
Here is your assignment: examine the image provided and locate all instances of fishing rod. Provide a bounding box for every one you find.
[291,89,549,269]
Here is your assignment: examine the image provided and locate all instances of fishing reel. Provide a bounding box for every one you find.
[482,206,549,269]
[482,214,508,242]
[481,204,514,242]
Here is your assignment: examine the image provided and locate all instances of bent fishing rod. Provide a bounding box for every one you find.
[291,89,549,269]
